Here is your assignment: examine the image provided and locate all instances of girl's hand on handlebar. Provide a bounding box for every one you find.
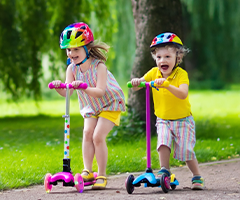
[51,80,62,88]
[71,80,84,88]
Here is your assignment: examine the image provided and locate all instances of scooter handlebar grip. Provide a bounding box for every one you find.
[48,82,88,89]
[150,80,170,88]
[68,83,88,89]
[127,81,146,88]
[48,82,66,89]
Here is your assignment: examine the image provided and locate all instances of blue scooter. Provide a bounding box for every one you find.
[125,81,179,194]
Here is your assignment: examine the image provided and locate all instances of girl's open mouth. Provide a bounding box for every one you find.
[72,56,79,61]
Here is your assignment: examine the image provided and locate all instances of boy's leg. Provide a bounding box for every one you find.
[158,145,171,169]
[156,118,172,171]
[186,158,201,176]
[157,145,171,180]
[186,159,205,190]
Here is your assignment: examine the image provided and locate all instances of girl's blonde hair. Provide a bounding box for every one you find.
[87,40,110,62]
[151,44,190,64]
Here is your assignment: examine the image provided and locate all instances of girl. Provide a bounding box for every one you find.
[130,32,205,190]
[51,22,126,190]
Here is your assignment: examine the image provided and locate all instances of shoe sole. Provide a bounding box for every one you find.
[191,185,205,190]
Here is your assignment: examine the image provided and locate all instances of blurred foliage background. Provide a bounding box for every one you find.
[182,0,240,90]
[0,0,240,101]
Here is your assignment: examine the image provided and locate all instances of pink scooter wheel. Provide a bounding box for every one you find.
[161,174,170,193]
[93,172,98,178]
[74,173,84,193]
[44,173,53,193]
[93,172,98,184]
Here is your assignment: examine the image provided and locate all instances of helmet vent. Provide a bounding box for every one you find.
[167,35,171,39]
[67,31,72,39]
[81,39,85,42]
[75,31,83,39]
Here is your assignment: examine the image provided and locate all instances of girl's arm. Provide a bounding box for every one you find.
[83,62,107,98]
[53,64,75,97]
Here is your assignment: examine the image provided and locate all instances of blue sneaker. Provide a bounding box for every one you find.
[191,176,205,190]
[156,167,171,179]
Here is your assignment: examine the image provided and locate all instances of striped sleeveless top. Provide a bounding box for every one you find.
[72,58,126,118]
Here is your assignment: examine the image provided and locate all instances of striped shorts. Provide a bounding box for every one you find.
[156,115,196,161]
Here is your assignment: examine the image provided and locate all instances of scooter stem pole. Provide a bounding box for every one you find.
[63,84,70,159]
[146,83,151,168]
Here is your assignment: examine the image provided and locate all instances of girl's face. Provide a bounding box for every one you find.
[66,47,86,64]
[155,47,177,78]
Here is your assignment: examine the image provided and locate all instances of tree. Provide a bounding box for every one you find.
[128,0,183,132]
[0,0,117,100]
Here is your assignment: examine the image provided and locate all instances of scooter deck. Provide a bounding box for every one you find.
[132,172,179,187]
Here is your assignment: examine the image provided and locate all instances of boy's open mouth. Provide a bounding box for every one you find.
[161,65,169,70]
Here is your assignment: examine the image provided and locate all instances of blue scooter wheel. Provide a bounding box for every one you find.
[125,174,134,194]
[161,174,170,193]
[171,184,176,190]
[171,178,177,190]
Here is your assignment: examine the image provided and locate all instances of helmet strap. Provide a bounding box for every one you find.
[76,45,90,66]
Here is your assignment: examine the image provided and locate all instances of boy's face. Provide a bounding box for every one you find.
[155,47,177,78]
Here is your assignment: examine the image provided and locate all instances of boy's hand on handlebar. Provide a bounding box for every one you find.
[131,78,142,87]
[155,78,169,88]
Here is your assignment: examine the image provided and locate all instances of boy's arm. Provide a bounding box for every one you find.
[166,83,188,99]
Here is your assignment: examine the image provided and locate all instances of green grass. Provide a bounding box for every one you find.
[0,90,240,190]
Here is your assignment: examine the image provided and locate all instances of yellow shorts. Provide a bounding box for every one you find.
[91,111,122,126]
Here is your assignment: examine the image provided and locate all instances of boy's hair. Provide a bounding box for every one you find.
[87,40,110,62]
[151,44,190,64]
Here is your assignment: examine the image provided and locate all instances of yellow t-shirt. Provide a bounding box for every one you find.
[143,66,191,120]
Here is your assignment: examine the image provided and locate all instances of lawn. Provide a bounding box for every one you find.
[0,90,240,190]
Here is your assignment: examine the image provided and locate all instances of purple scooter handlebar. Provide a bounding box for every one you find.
[127,80,170,88]
[48,82,88,90]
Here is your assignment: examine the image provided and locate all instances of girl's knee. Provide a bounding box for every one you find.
[93,134,105,146]
[83,128,94,141]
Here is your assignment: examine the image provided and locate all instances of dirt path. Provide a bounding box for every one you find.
[1,158,240,200]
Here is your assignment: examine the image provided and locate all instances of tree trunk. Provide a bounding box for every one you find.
[129,0,182,133]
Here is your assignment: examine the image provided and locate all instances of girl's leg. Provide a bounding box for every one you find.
[93,117,114,178]
[158,145,171,169]
[82,118,98,171]
[186,158,201,176]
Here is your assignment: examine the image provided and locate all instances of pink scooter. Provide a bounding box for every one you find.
[44,82,97,193]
